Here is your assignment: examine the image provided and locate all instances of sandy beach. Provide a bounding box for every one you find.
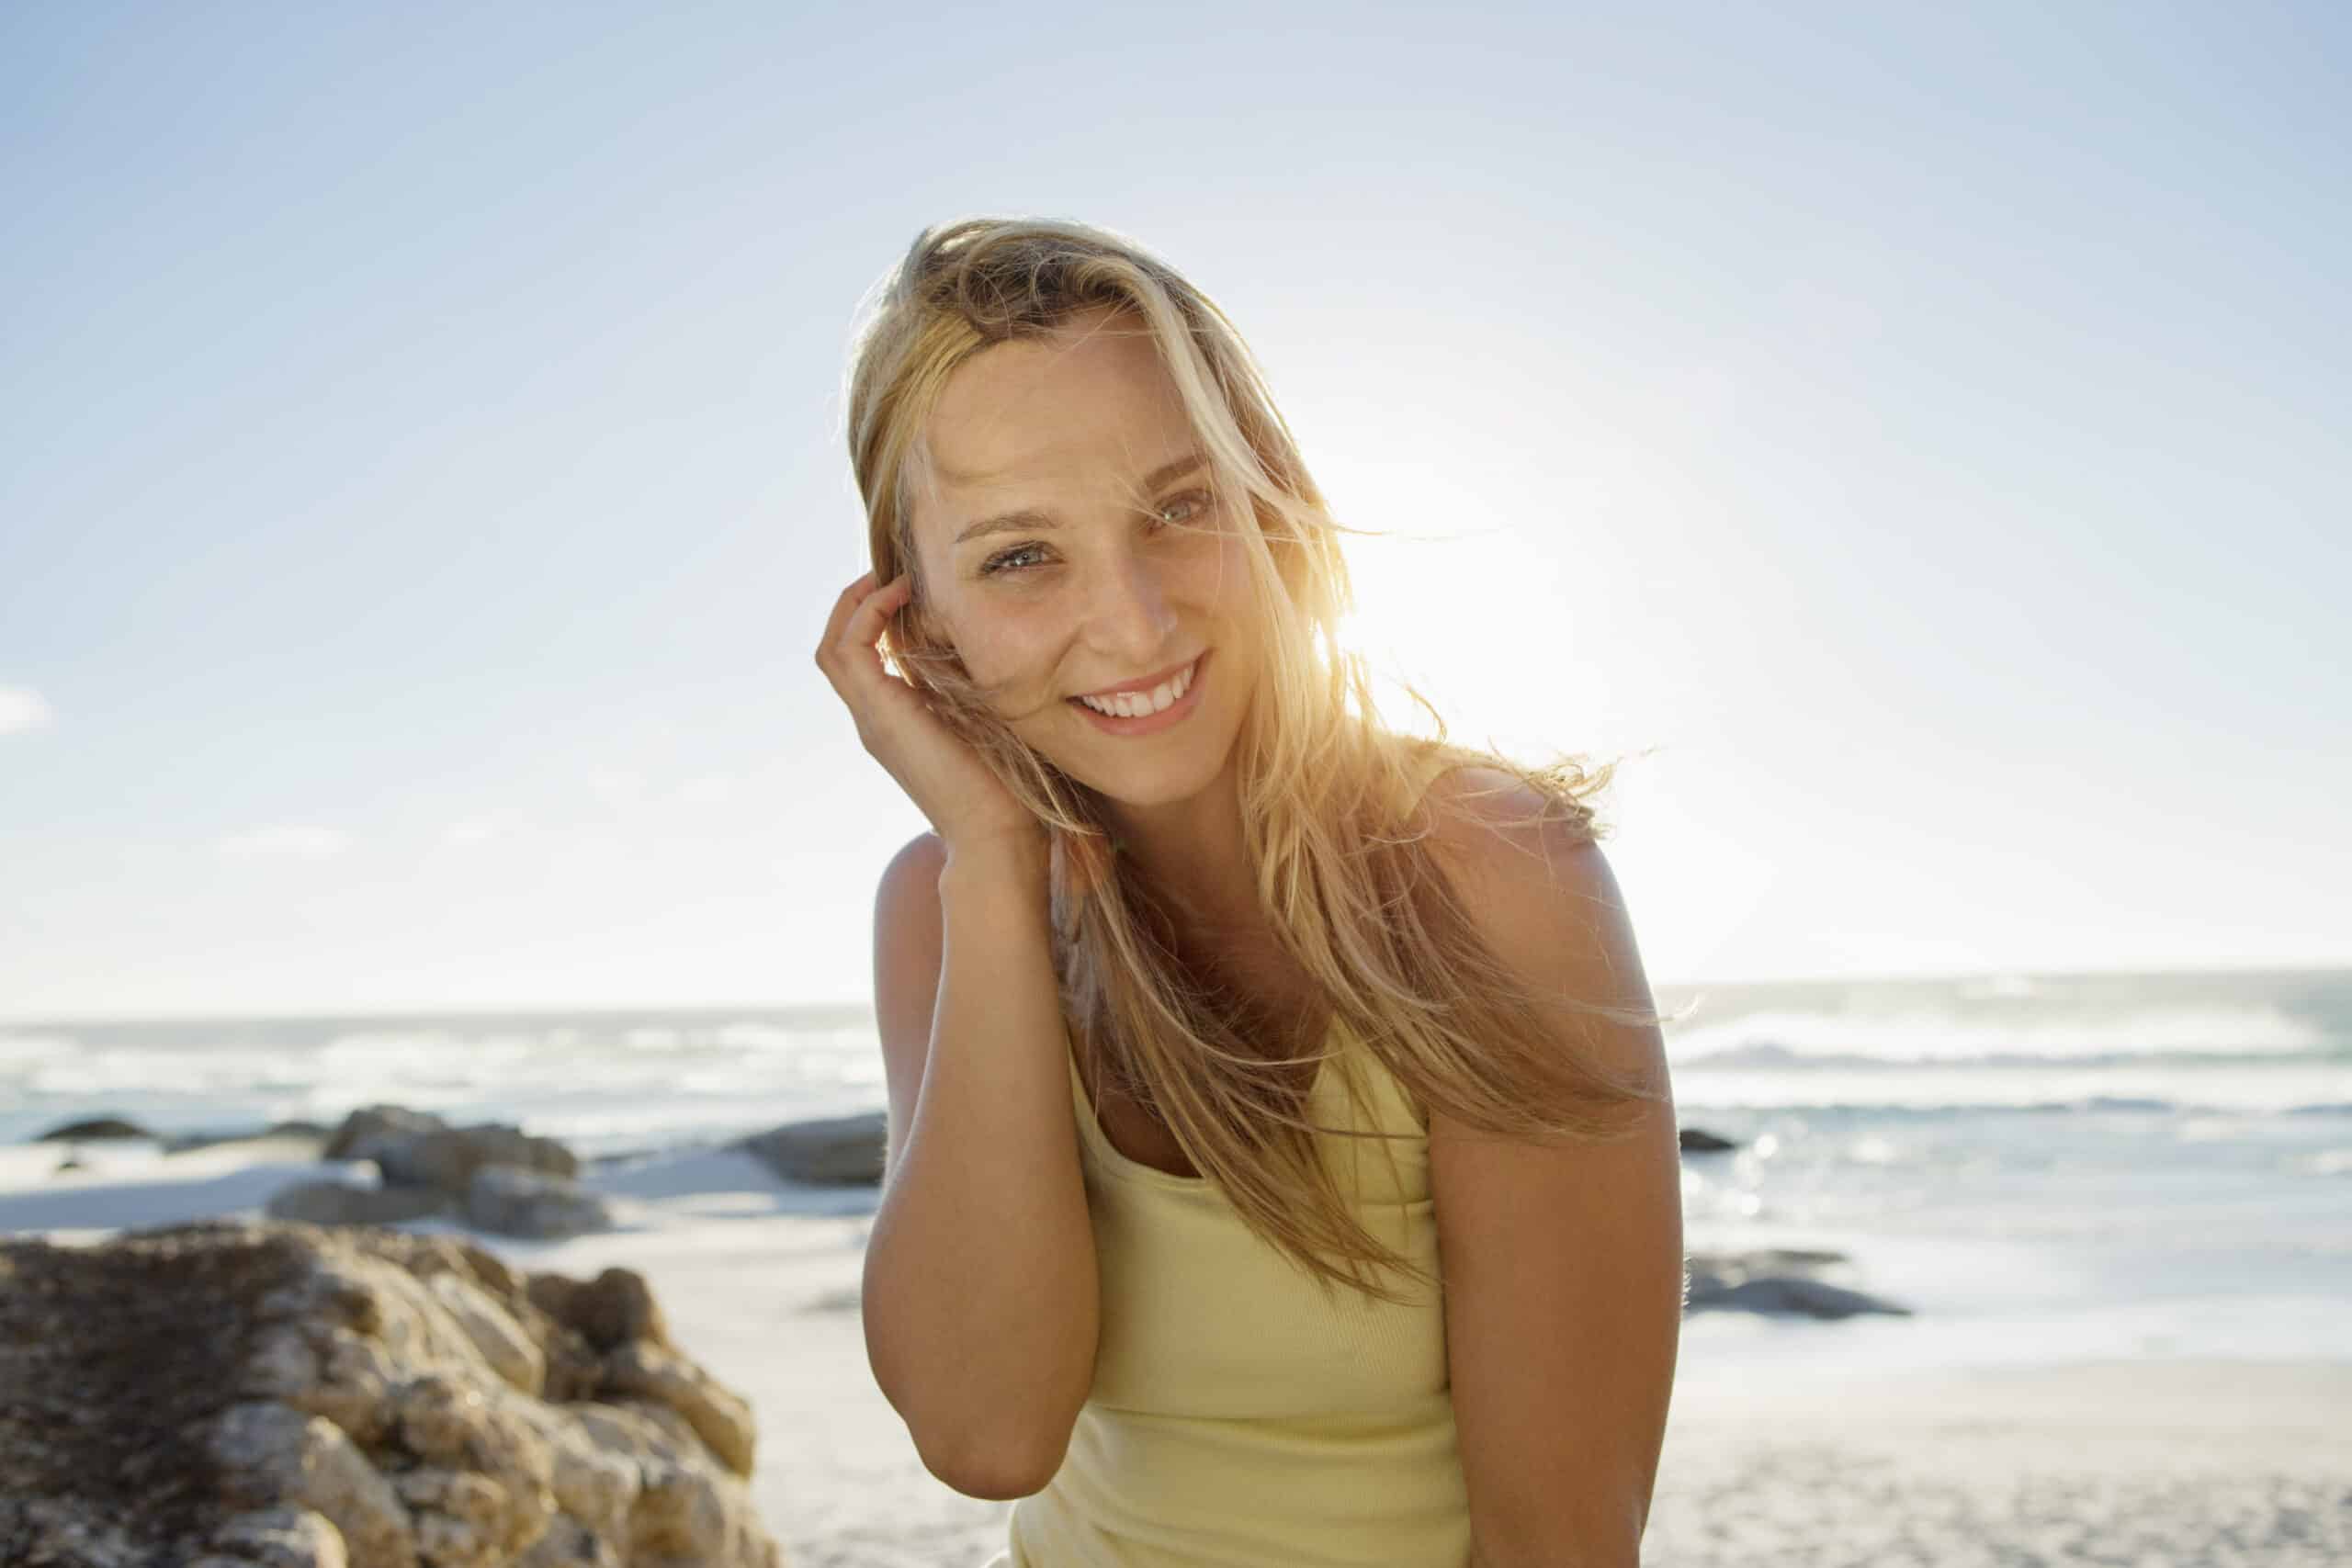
[5,1131,2345,1566]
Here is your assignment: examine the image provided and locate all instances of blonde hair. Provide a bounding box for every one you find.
[842,215,1668,1307]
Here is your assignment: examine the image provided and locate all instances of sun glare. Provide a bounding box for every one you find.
[1316,450,1611,760]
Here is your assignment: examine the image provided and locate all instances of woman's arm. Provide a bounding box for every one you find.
[1423,774,1685,1567]
[861,829,1101,1500]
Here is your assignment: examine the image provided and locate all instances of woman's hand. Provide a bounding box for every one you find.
[817,570,1038,856]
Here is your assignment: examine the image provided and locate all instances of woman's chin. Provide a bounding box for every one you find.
[1040,739,1235,810]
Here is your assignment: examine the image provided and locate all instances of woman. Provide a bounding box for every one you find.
[818,216,1684,1567]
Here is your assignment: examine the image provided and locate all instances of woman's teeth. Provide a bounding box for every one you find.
[1078,657,1195,717]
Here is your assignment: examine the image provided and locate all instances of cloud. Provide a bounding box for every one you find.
[0,685,53,737]
[217,825,352,860]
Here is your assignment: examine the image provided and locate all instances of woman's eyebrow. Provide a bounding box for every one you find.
[954,452,1206,547]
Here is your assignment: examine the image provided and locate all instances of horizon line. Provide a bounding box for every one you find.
[5,956,2347,1032]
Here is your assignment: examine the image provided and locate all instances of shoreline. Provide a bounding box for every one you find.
[5,1134,2346,1564]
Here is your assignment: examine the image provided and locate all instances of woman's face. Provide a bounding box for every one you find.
[907,310,1261,808]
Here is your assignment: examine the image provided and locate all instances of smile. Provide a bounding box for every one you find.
[1067,651,1208,735]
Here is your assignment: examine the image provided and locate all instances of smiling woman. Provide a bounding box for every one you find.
[817,216,1681,1567]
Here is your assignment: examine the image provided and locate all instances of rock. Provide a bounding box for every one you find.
[0,1220,782,1568]
[1701,1276,1911,1318]
[426,1273,546,1398]
[322,1107,443,1165]
[307,1106,625,1243]
[209,1401,417,1566]
[205,1506,351,1568]
[405,1126,579,1193]
[464,1167,612,1240]
[733,1111,887,1185]
[264,1183,449,1228]
[33,1114,154,1143]
[1679,1125,1737,1153]
[1684,1247,1911,1319]
[525,1269,668,1354]
[322,1106,579,1197]
[599,1340,755,1478]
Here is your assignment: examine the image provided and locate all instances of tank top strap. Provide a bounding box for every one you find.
[1067,1010,1428,1205]
[1316,1010,1431,1204]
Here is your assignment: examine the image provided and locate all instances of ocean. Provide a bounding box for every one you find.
[6,965,2347,1375]
[1652,966,2352,1382]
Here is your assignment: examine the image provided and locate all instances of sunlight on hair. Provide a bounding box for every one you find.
[1308,437,1786,983]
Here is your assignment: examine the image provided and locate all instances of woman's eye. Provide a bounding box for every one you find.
[979,492,1214,578]
[980,543,1048,576]
[1154,490,1215,527]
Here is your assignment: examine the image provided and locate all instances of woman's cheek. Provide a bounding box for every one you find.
[966,632,1061,715]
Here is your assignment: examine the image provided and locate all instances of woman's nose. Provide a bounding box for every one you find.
[1079,547,1179,663]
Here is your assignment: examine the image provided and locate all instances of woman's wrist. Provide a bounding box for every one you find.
[939,823,1048,887]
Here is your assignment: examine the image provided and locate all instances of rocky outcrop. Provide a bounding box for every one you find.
[0,1220,782,1568]
[1685,1247,1912,1319]
[324,1109,579,1191]
[1679,1125,1738,1153]
[278,1108,609,1239]
[732,1111,886,1186]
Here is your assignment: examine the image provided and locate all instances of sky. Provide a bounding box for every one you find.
[2,1,2346,1021]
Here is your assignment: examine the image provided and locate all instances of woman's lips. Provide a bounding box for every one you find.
[1071,652,1203,702]
[1066,650,1208,734]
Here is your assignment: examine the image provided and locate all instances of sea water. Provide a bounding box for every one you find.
[5,967,2346,1374]
[1661,966,2352,1382]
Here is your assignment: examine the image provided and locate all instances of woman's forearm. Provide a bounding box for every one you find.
[860,835,1100,1498]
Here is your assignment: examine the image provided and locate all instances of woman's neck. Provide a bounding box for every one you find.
[1103,759,1259,934]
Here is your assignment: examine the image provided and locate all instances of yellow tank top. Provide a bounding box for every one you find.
[989,1007,1472,1565]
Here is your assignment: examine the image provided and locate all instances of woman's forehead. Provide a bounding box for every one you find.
[916,356,1195,541]
[928,333,1185,482]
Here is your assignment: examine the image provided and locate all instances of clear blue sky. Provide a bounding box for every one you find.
[4,1,2346,1021]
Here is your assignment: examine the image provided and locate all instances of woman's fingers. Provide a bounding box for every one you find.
[844,575,914,671]
[818,570,917,702]
[816,570,879,666]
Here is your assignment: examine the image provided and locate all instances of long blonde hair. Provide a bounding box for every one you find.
[842,215,1668,1308]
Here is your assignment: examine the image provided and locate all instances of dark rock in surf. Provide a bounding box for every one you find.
[1684,1247,1911,1319]
[33,1115,154,1144]
[733,1111,888,1186]
[322,1106,579,1195]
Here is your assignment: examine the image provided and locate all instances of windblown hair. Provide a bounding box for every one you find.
[842,215,1671,1308]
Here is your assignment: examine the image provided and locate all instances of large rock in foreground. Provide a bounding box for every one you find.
[0,1220,782,1568]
